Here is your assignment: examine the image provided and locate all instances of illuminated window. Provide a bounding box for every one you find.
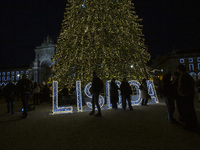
[197,57,200,62]
[16,71,19,74]
[21,71,24,74]
[0,72,1,76]
[26,70,29,74]
[2,77,5,82]
[198,63,200,70]
[27,75,29,78]
[180,58,184,63]
[2,72,5,76]
[7,76,10,81]
[7,72,10,76]
[189,64,194,71]
[11,76,14,81]
[188,58,193,63]
[11,71,15,75]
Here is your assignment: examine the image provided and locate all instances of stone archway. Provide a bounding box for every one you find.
[40,59,52,83]
[32,36,55,84]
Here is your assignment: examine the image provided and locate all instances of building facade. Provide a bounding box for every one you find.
[0,36,55,86]
[151,49,200,81]
[0,66,30,86]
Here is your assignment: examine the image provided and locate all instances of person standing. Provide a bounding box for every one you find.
[161,73,177,123]
[140,78,149,106]
[17,74,33,118]
[120,78,133,110]
[171,72,182,121]
[110,78,119,109]
[43,84,51,102]
[177,64,198,130]
[89,71,103,117]
[4,80,16,114]
[39,84,44,103]
[33,82,40,105]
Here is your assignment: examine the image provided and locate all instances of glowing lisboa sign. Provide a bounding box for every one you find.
[52,80,158,114]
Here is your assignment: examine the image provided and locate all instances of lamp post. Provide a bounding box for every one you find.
[17,74,20,81]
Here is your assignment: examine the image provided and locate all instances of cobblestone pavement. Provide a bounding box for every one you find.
[0,97,200,150]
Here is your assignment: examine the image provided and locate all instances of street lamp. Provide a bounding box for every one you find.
[17,74,20,80]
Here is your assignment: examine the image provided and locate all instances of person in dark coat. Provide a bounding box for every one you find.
[43,84,51,102]
[39,84,44,103]
[110,78,119,109]
[171,72,182,121]
[33,82,40,105]
[17,74,33,118]
[89,71,104,117]
[162,73,177,123]
[4,80,16,114]
[120,78,133,110]
[177,64,198,130]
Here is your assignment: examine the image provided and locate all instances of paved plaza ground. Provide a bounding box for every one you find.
[0,97,200,150]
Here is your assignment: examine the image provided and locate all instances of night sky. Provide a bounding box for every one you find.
[0,0,199,68]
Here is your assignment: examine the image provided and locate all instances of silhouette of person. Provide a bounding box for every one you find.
[43,84,51,102]
[161,73,177,123]
[177,64,198,130]
[171,71,182,121]
[110,78,119,109]
[17,74,33,118]
[89,71,103,117]
[120,78,133,110]
[39,84,44,103]
[4,80,16,114]
[140,78,149,106]
[33,82,40,105]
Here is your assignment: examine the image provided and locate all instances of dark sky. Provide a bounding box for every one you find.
[0,0,199,67]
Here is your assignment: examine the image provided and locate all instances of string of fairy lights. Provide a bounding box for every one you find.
[51,0,151,89]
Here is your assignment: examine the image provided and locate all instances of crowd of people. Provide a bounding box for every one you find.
[161,64,199,131]
[90,67,199,132]
[90,72,140,117]
[0,74,51,118]
[0,67,199,132]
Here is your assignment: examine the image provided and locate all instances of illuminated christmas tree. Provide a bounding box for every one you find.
[52,0,151,89]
